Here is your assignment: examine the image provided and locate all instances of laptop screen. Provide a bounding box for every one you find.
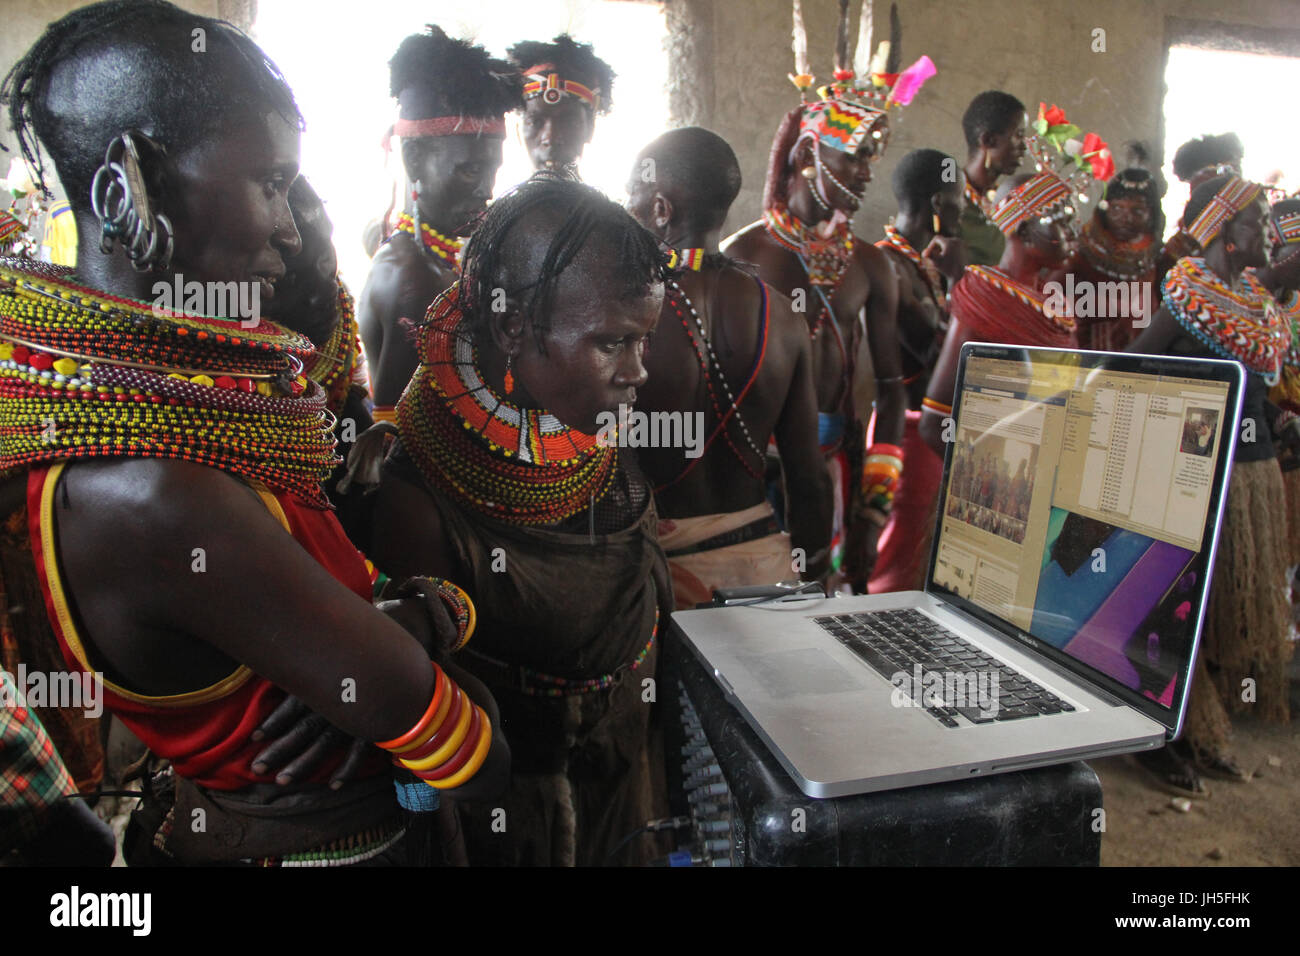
[928,345,1243,732]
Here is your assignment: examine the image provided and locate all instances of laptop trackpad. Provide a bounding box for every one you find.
[734,649,867,699]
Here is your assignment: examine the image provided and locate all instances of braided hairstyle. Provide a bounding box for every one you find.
[459,176,667,352]
[762,105,806,212]
[2,0,301,205]
[507,35,615,115]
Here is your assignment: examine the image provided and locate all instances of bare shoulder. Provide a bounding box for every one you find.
[852,236,894,279]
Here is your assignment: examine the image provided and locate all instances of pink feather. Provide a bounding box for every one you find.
[888,55,936,106]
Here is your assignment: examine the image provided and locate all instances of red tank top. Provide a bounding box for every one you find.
[27,462,383,790]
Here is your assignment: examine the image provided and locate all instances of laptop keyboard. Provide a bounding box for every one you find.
[811,608,1075,729]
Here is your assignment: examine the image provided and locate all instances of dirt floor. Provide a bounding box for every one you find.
[1095,710,1300,866]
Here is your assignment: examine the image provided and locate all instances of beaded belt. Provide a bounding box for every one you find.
[245,823,407,868]
[663,514,780,558]
[463,607,659,698]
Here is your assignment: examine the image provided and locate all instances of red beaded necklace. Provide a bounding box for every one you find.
[762,202,854,289]
[396,284,617,525]
[878,224,947,309]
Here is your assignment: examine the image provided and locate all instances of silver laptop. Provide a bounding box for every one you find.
[673,344,1245,797]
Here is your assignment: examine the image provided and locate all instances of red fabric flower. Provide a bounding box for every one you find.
[1040,102,1067,127]
[1082,132,1114,180]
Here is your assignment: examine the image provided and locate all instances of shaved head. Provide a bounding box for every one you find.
[632,127,741,234]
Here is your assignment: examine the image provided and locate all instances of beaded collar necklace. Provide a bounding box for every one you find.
[965,181,994,218]
[762,202,854,289]
[303,282,364,415]
[0,259,338,507]
[964,265,1078,333]
[1078,217,1155,280]
[394,211,462,271]
[1162,257,1288,385]
[396,283,617,525]
[879,224,946,308]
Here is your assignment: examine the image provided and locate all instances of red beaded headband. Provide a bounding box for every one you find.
[1186,176,1262,249]
[522,63,600,110]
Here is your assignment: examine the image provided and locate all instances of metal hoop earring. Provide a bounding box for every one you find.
[90,132,173,273]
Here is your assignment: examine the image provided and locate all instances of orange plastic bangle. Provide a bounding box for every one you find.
[401,686,472,772]
[376,662,446,752]
[391,673,457,760]
[428,710,493,790]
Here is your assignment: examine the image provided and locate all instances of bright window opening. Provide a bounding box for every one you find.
[1161,45,1300,237]
[252,0,670,292]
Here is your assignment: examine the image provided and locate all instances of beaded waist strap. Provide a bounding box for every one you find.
[461,607,659,698]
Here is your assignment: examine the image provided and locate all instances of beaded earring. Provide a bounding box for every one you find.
[90,131,173,273]
[503,352,515,395]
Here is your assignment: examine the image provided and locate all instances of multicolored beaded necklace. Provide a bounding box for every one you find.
[303,282,365,415]
[878,224,946,308]
[0,259,338,507]
[396,283,617,525]
[393,211,462,271]
[1162,257,1289,385]
[965,181,995,218]
[1273,291,1300,410]
[1078,217,1155,280]
[964,265,1078,332]
[762,202,855,288]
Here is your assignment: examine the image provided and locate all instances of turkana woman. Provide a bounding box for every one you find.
[0,0,506,865]
[1073,167,1161,351]
[365,176,672,866]
[1128,175,1300,796]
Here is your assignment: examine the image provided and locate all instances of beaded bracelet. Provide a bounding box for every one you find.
[432,579,477,652]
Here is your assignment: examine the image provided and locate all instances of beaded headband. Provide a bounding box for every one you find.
[1185,176,1262,249]
[991,173,1073,236]
[522,64,600,111]
[795,98,888,156]
[1271,209,1300,246]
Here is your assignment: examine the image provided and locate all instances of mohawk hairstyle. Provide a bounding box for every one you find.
[1172,133,1244,183]
[458,175,666,351]
[762,105,806,211]
[389,25,520,120]
[1,0,301,203]
[507,34,615,114]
